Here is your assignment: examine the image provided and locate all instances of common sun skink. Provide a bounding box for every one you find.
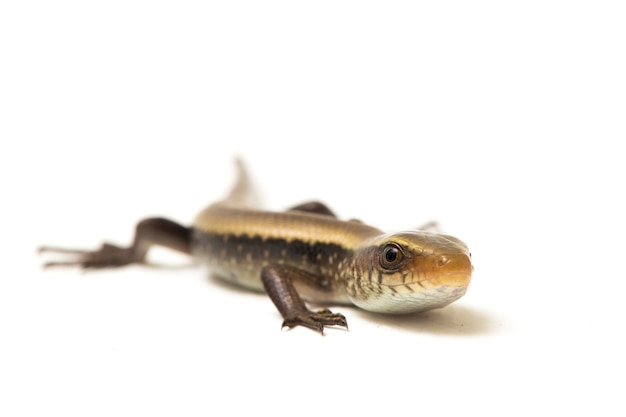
[40,161,473,333]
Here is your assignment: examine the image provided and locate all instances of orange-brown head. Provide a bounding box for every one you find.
[346,231,473,313]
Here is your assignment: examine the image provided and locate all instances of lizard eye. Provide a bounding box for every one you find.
[380,243,404,269]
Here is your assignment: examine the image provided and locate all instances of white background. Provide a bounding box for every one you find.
[2,1,625,416]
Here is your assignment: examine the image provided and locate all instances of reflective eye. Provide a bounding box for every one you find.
[380,243,404,269]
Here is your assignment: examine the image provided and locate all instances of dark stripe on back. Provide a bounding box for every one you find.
[191,229,352,271]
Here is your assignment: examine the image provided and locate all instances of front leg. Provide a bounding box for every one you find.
[261,265,347,334]
[39,217,191,269]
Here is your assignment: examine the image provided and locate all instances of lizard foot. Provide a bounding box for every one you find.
[39,243,137,269]
[282,308,348,334]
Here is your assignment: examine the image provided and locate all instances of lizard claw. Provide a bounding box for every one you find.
[281,309,348,334]
[39,243,136,269]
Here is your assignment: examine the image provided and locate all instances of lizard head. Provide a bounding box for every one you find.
[347,231,473,313]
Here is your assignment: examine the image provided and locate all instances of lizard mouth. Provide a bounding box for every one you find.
[355,283,469,314]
